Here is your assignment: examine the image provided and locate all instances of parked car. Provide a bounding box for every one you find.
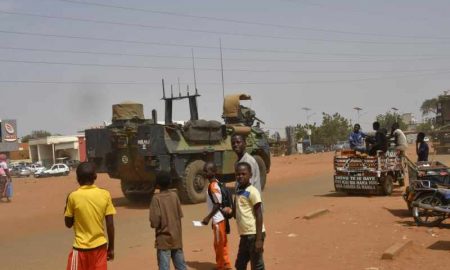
[10,166,32,177]
[34,163,70,178]
[304,145,326,154]
[27,164,45,173]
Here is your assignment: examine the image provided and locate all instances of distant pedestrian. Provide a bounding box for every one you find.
[64,162,116,270]
[349,124,366,152]
[233,162,265,270]
[416,132,429,162]
[150,172,186,270]
[0,154,12,202]
[201,161,232,270]
[231,134,262,194]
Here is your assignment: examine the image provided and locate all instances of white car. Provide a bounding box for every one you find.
[28,164,45,173]
[34,164,70,178]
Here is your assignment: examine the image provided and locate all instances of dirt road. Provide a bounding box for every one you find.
[2,152,450,270]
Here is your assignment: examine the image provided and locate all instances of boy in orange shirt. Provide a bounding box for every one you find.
[201,162,232,270]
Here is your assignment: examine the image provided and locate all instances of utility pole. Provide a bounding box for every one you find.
[302,107,313,147]
[219,38,225,100]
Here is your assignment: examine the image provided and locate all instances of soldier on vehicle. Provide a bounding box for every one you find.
[348,124,367,152]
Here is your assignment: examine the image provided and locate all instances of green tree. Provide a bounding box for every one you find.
[21,130,52,143]
[420,98,438,117]
[317,113,352,146]
[376,112,407,131]
[295,113,351,146]
[416,120,433,133]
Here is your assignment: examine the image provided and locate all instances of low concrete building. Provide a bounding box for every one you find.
[9,143,30,161]
[28,135,86,166]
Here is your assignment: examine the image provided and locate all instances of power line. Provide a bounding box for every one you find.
[0,70,448,86]
[1,45,448,63]
[53,0,450,40]
[0,29,447,57]
[3,58,450,74]
[0,10,439,45]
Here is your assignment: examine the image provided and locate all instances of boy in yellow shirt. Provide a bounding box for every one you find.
[64,162,116,270]
[233,161,265,270]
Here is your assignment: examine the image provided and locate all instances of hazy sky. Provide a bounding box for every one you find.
[0,0,449,137]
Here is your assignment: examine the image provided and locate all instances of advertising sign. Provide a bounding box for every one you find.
[2,120,17,142]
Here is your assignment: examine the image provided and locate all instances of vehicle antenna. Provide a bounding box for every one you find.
[191,48,198,95]
[177,77,181,95]
[187,85,190,96]
[162,78,166,99]
[219,38,225,99]
[171,84,173,98]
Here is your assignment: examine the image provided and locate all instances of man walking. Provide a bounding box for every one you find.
[231,134,262,194]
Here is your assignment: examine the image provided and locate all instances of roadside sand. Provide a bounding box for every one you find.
[1,150,450,269]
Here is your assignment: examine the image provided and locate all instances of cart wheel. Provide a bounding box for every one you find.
[413,194,445,227]
[382,175,393,196]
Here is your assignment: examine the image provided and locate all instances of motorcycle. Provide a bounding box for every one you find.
[403,159,450,226]
[408,180,450,226]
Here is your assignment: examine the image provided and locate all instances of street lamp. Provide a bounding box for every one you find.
[391,107,400,122]
[353,107,363,124]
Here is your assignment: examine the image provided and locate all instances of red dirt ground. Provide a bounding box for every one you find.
[1,148,450,269]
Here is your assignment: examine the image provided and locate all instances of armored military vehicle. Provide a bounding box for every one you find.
[85,86,270,204]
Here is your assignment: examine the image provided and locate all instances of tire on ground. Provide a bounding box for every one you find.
[177,160,207,204]
[381,175,393,196]
[253,155,267,190]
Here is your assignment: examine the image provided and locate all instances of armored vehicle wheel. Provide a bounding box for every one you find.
[253,155,267,190]
[381,175,393,196]
[121,181,152,202]
[178,160,207,204]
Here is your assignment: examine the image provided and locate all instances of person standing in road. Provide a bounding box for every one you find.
[64,162,116,270]
[233,162,265,270]
[231,134,261,194]
[150,172,187,270]
[201,161,232,270]
[0,154,12,202]
[416,132,429,162]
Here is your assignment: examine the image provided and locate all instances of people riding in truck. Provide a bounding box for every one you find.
[390,122,408,155]
[366,122,388,156]
[348,123,367,152]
